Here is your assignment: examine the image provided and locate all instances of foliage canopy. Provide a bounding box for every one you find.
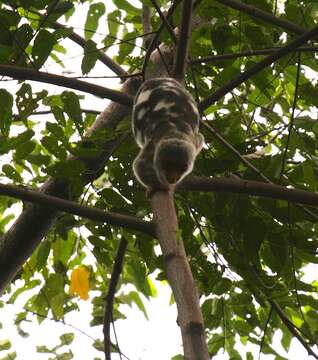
[0,0,318,359]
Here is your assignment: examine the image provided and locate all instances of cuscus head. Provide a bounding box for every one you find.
[154,139,196,185]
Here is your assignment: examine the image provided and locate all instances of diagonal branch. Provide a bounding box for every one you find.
[142,0,181,77]
[150,0,177,43]
[198,23,318,111]
[52,21,128,78]
[0,183,155,238]
[173,0,194,81]
[269,299,318,359]
[214,0,308,35]
[201,121,272,183]
[0,64,133,106]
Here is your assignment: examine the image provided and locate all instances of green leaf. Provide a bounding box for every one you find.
[0,352,17,359]
[122,291,148,319]
[242,216,266,261]
[208,333,224,355]
[54,352,73,360]
[51,106,66,126]
[59,333,74,346]
[82,40,99,75]
[45,274,65,319]
[0,339,11,351]
[45,160,85,178]
[112,0,140,15]
[12,24,33,62]
[107,9,122,38]
[99,188,130,209]
[0,89,13,136]
[2,164,22,182]
[15,141,36,159]
[41,136,67,159]
[32,30,55,68]
[61,91,83,134]
[171,356,183,360]
[212,278,232,295]
[117,30,138,63]
[36,240,51,270]
[16,84,47,119]
[84,3,106,40]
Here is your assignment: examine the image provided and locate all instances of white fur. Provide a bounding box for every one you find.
[153,101,174,112]
[136,89,152,104]
[137,107,147,121]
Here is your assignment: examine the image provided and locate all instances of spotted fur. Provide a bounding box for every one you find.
[132,78,204,191]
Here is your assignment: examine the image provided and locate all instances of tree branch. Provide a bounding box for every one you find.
[150,0,177,43]
[142,0,181,78]
[198,24,318,111]
[201,121,272,183]
[269,300,318,360]
[180,176,318,208]
[173,0,194,81]
[279,52,301,182]
[0,64,133,106]
[104,238,128,360]
[214,0,308,35]
[51,21,128,78]
[191,46,318,65]
[142,4,153,49]
[150,191,209,360]
[0,183,154,237]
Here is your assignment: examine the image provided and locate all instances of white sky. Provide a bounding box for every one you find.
[0,1,317,359]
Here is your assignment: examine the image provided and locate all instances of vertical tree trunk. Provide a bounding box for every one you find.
[150,191,210,360]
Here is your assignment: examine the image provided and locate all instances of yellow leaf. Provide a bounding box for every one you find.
[69,266,90,300]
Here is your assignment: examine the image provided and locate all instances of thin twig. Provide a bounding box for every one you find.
[173,0,194,81]
[104,238,128,360]
[191,47,318,65]
[215,0,309,36]
[142,5,153,49]
[142,0,181,78]
[269,300,318,359]
[52,21,128,78]
[201,121,272,183]
[258,306,273,360]
[199,24,318,111]
[287,204,307,327]
[150,0,177,42]
[279,52,301,182]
